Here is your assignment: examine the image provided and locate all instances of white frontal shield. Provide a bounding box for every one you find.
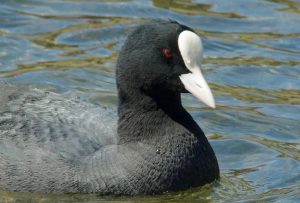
[178,30,216,108]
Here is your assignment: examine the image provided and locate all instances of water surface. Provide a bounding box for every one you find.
[0,0,300,202]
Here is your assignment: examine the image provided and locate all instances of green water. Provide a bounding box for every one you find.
[0,0,299,202]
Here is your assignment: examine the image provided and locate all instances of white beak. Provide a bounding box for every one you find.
[178,30,216,109]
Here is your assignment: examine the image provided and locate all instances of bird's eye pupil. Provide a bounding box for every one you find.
[163,48,173,59]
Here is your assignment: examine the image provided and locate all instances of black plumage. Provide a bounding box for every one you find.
[0,20,219,195]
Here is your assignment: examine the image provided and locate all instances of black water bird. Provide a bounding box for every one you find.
[0,20,219,195]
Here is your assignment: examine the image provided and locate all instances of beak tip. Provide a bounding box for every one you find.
[204,95,216,109]
[207,101,216,109]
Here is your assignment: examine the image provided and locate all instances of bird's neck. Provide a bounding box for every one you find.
[117,89,203,143]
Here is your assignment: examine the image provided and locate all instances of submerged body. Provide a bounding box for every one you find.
[0,20,219,195]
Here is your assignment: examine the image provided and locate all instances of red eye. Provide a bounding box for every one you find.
[163,48,173,59]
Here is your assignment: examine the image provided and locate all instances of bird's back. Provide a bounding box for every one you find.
[0,83,117,192]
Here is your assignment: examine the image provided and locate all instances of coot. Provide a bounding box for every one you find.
[0,20,219,195]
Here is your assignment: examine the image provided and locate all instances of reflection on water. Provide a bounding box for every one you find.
[267,0,300,14]
[0,0,299,202]
[153,0,245,18]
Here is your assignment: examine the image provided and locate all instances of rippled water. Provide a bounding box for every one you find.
[0,0,300,202]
